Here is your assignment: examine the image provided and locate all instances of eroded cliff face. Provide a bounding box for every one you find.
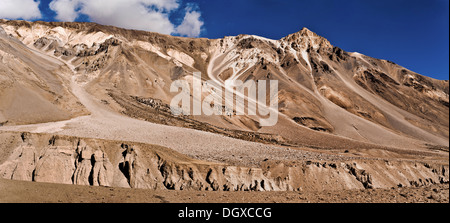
[0,132,448,192]
[0,133,116,186]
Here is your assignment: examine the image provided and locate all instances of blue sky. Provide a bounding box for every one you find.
[1,0,449,80]
[195,0,449,80]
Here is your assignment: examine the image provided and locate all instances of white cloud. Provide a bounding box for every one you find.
[0,0,42,20]
[176,6,204,37]
[79,0,178,35]
[49,0,79,21]
[48,0,205,37]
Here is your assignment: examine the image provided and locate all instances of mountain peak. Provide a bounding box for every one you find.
[299,27,313,34]
[282,27,332,50]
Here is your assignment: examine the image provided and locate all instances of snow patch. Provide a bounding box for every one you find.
[301,49,312,71]
[200,52,208,60]
[167,49,195,67]
[69,32,113,47]
[135,41,171,60]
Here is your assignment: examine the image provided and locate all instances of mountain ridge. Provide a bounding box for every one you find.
[0,19,448,153]
[0,19,446,81]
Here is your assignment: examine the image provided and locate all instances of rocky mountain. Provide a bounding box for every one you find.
[0,20,448,193]
[1,19,447,148]
[0,22,88,125]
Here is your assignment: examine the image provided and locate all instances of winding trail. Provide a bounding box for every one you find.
[0,40,445,167]
[0,47,339,167]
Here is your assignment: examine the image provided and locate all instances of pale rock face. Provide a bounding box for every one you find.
[10,146,37,181]
[0,146,37,181]
[34,147,77,184]
[73,144,93,186]
[0,133,448,191]
[117,143,298,191]
[134,41,170,60]
[0,136,115,187]
[92,149,114,187]
[167,49,195,67]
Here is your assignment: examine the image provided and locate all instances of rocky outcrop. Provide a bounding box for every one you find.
[33,37,52,49]
[0,134,114,187]
[346,163,373,189]
[72,140,114,186]
[115,143,292,191]
[0,132,448,192]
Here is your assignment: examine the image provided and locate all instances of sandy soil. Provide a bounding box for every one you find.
[0,179,447,203]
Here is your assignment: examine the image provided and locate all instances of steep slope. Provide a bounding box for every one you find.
[0,25,88,125]
[0,20,448,152]
[207,29,448,147]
